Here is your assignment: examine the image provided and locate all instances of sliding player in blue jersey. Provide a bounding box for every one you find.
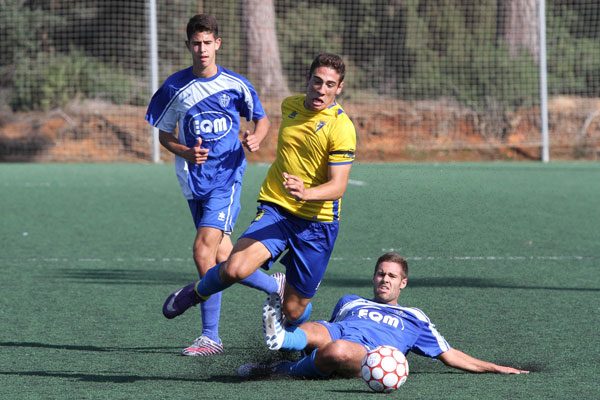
[238,253,529,378]
[145,14,281,357]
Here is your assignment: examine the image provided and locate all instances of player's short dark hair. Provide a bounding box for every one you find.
[186,14,219,40]
[309,53,346,83]
[374,253,408,278]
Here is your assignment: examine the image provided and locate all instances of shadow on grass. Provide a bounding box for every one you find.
[0,370,199,383]
[43,268,196,285]
[44,269,599,292]
[322,277,600,292]
[0,341,180,354]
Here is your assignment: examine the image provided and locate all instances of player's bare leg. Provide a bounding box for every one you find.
[183,226,228,356]
[192,226,225,276]
[298,321,333,351]
[281,283,312,323]
[216,234,233,263]
[315,340,367,376]
[218,237,271,283]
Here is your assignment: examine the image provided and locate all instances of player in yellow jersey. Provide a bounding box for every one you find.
[163,53,356,339]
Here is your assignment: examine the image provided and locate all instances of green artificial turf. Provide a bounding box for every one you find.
[0,162,598,399]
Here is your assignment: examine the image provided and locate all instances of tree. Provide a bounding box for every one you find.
[241,0,289,98]
[498,0,539,62]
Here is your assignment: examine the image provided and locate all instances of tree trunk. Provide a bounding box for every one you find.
[241,0,289,99]
[498,0,539,63]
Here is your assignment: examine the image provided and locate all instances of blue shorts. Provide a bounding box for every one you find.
[187,181,242,234]
[316,321,375,351]
[240,202,339,298]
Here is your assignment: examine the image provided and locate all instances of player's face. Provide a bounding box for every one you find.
[304,66,344,111]
[373,261,407,305]
[186,31,221,78]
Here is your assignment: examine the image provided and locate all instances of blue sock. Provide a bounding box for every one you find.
[274,349,329,377]
[239,269,278,294]
[288,302,312,326]
[281,326,307,351]
[200,291,221,343]
[196,263,231,297]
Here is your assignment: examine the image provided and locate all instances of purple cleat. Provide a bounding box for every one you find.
[162,281,208,319]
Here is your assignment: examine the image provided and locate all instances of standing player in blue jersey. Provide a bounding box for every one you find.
[161,53,356,336]
[238,253,529,378]
[146,14,282,357]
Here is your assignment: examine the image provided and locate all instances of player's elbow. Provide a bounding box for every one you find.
[256,116,271,132]
[328,183,347,201]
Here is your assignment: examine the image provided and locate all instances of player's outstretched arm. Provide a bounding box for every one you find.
[437,349,530,374]
[243,116,270,152]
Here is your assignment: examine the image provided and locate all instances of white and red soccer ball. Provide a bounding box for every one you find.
[361,345,409,393]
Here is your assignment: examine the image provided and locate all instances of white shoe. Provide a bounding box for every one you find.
[271,272,287,326]
[272,272,286,301]
[262,293,285,350]
[181,335,223,356]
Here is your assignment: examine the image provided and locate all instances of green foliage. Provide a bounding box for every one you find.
[1,0,599,112]
[196,0,600,109]
[276,1,344,92]
[546,2,600,97]
[0,0,62,84]
[10,49,134,111]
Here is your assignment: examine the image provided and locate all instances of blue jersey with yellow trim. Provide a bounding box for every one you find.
[327,295,451,358]
[146,66,266,199]
[257,95,356,222]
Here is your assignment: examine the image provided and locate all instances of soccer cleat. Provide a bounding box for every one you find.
[181,335,223,356]
[237,361,286,378]
[271,272,287,326]
[272,272,286,302]
[263,293,285,350]
[162,281,209,319]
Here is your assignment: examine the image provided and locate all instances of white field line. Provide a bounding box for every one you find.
[348,179,366,186]
[2,255,595,264]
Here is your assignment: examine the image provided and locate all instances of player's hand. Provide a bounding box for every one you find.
[242,130,260,152]
[184,137,209,164]
[494,366,530,374]
[283,172,307,201]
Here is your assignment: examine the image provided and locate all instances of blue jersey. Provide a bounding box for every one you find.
[146,65,266,200]
[323,295,451,358]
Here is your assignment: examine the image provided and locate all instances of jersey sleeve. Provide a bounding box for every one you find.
[329,294,360,322]
[145,83,179,132]
[248,84,266,122]
[234,76,266,123]
[328,113,356,165]
[409,320,451,359]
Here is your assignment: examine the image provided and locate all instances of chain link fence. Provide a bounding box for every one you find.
[1,0,598,162]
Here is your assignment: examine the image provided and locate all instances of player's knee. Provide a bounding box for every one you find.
[215,245,230,263]
[193,248,215,274]
[219,259,247,282]
[319,341,357,370]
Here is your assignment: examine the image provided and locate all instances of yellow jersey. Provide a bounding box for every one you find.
[258,95,356,222]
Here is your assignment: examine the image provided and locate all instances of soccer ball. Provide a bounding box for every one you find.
[361,345,409,393]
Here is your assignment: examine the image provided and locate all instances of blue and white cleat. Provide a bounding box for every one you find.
[271,272,287,326]
[263,293,285,350]
[272,272,286,301]
[162,281,208,319]
[181,335,223,356]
